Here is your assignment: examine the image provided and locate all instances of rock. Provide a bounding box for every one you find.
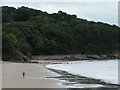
[113,54,120,59]
[100,55,108,59]
[87,55,101,59]
[64,55,78,60]
[15,55,31,63]
[76,55,88,60]
[107,54,116,59]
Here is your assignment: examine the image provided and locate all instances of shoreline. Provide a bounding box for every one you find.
[44,60,119,88]
[3,53,120,63]
[31,54,120,61]
[45,67,119,88]
[1,59,119,88]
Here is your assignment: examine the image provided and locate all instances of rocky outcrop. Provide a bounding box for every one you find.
[9,55,31,63]
[86,55,101,59]
[32,54,120,61]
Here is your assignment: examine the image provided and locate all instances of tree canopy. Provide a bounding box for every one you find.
[2,6,120,61]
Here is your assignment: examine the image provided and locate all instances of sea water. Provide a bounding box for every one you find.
[46,60,118,84]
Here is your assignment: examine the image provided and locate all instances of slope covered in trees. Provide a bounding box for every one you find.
[2,6,120,61]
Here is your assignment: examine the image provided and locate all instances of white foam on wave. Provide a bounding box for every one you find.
[46,60,118,84]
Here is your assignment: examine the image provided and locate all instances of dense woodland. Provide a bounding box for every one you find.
[2,6,120,61]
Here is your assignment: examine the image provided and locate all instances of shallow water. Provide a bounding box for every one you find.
[46,60,118,85]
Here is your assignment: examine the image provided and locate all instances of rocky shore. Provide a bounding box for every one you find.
[32,54,120,61]
[4,53,120,63]
[46,68,120,88]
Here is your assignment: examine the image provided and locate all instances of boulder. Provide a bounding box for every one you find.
[87,55,101,59]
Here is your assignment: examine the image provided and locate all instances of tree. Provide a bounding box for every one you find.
[2,6,120,61]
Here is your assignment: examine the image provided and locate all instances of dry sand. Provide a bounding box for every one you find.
[1,62,66,88]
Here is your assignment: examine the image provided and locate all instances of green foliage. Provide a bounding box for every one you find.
[2,6,16,22]
[2,6,120,60]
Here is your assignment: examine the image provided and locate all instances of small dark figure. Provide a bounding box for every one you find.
[23,72,25,78]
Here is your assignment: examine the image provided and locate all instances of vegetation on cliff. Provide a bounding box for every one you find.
[2,6,120,61]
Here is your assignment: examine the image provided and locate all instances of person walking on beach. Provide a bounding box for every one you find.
[23,72,25,78]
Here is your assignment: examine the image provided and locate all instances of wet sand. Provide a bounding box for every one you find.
[1,61,106,88]
[1,62,65,88]
[1,61,119,89]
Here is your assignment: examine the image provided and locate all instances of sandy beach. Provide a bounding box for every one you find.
[1,62,66,88]
[1,61,119,89]
[0,61,106,88]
